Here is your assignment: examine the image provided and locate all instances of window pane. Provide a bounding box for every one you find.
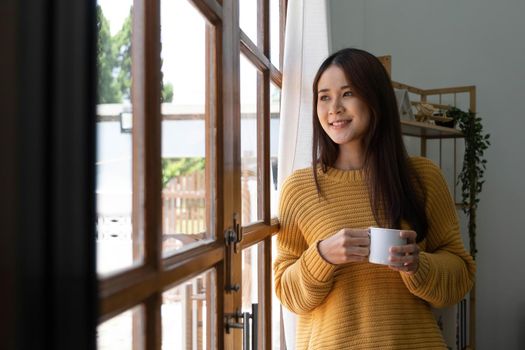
[96,0,141,275]
[160,0,211,257]
[97,305,144,350]
[240,55,259,225]
[242,243,259,313]
[162,269,216,349]
[242,243,261,349]
[240,0,257,45]
[270,83,281,217]
[270,0,280,68]
[271,235,282,350]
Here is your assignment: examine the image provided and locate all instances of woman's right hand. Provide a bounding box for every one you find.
[317,228,370,265]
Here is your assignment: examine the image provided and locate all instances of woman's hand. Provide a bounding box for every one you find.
[317,228,370,265]
[388,230,419,274]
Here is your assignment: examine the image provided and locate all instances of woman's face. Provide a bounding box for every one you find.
[316,65,371,148]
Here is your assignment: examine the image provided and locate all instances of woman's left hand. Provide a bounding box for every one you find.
[388,230,419,274]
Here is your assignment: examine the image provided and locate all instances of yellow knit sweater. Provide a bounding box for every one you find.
[274,157,476,349]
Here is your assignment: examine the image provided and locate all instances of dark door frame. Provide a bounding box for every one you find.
[0,0,96,349]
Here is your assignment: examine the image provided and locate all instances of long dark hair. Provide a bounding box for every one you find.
[312,48,428,242]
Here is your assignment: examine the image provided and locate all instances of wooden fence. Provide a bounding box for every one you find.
[162,171,206,236]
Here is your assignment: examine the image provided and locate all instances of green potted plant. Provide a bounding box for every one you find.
[446,107,490,259]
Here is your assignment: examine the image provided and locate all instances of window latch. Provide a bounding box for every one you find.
[224,213,242,293]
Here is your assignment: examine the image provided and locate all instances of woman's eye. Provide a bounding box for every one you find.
[343,91,353,97]
[319,95,329,101]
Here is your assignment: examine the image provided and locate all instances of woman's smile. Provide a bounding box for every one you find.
[329,119,352,128]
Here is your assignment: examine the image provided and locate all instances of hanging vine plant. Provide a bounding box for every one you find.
[446,106,490,259]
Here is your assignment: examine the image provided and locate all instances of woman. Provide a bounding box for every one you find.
[274,48,476,349]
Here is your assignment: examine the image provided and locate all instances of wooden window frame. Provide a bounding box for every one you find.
[97,0,286,349]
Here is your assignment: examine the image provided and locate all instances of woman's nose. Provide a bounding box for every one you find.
[329,98,344,114]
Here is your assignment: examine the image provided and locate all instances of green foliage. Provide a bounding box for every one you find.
[446,107,490,258]
[113,8,133,101]
[96,5,121,103]
[162,82,174,103]
[162,158,205,188]
[97,6,173,104]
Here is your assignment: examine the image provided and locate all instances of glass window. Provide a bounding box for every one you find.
[96,1,288,348]
[270,0,281,68]
[242,242,261,350]
[271,235,281,349]
[242,243,260,313]
[97,305,144,350]
[240,0,258,45]
[240,55,260,225]
[96,0,140,275]
[160,0,211,257]
[270,82,281,217]
[162,269,216,349]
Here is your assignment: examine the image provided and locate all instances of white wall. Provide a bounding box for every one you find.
[330,0,525,349]
[328,0,365,50]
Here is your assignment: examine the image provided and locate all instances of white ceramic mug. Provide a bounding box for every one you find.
[368,227,407,266]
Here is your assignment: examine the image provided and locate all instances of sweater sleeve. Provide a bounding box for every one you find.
[401,160,476,308]
[273,176,337,315]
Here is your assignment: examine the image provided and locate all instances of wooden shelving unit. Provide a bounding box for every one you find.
[392,79,475,165]
[401,119,463,139]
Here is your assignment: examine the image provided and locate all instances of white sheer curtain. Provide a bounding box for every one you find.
[276,0,330,348]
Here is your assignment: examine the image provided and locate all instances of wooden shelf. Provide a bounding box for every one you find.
[401,120,463,139]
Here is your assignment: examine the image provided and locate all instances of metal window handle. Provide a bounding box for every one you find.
[224,213,243,293]
[225,303,258,350]
[242,303,258,350]
[235,225,242,253]
[224,227,239,293]
[243,311,250,350]
[250,303,258,350]
[232,212,242,253]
